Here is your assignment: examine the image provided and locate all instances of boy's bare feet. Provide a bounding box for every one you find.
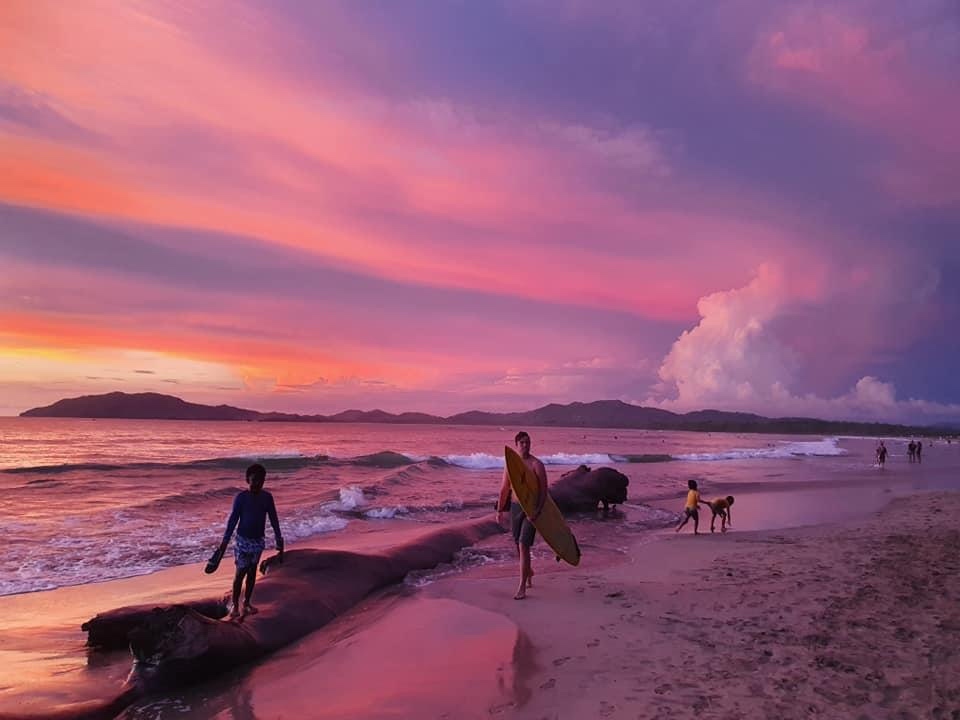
[243,604,259,616]
[526,571,533,588]
[513,589,526,600]
[227,606,241,620]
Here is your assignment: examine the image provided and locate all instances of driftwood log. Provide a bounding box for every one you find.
[7,519,503,720]
[82,599,227,650]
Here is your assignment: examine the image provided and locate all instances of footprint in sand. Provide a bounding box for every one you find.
[552,656,572,666]
[539,678,556,690]
[587,638,600,648]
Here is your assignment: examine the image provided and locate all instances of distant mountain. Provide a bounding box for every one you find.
[19,391,954,435]
[326,409,438,424]
[21,392,261,421]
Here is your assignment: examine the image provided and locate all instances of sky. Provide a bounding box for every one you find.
[1,0,959,424]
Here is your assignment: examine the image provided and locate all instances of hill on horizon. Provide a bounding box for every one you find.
[18,391,954,436]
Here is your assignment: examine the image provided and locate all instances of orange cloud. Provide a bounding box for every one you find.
[0,1,828,324]
[0,310,388,387]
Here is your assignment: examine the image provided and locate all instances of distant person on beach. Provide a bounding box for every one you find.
[916,440,923,463]
[675,479,702,535]
[705,495,735,533]
[876,441,888,468]
[218,463,284,619]
[496,431,547,600]
[908,440,916,463]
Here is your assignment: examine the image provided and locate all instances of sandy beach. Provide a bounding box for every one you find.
[425,490,960,719]
[3,479,959,719]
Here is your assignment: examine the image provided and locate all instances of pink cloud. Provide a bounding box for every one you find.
[748,6,960,207]
[0,2,835,326]
[2,1,956,420]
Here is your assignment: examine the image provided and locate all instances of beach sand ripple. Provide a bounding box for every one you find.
[429,492,960,719]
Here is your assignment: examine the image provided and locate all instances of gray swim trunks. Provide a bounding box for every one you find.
[510,504,536,547]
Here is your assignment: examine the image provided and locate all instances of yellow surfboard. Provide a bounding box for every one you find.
[504,446,581,566]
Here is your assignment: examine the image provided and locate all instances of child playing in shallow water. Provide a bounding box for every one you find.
[675,479,702,535]
[705,495,735,533]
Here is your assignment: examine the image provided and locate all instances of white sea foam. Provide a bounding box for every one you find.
[542,452,614,466]
[327,485,367,511]
[442,452,615,469]
[404,547,501,587]
[234,450,310,460]
[443,453,502,469]
[0,510,352,596]
[364,506,409,519]
[622,503,684,527]
[284,514,349,540]
[675,437,847,462]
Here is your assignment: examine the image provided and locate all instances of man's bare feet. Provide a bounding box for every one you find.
[243,604,258,616]
[526,571,533,588]
[514,590,526,600]
[228,606,241,620]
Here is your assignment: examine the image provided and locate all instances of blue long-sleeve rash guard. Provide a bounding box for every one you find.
[222,490,283,547]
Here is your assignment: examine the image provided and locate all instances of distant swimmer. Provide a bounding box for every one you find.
[705,495,735,533]
[876,441,888,468]
[496,431,547,600]
[675,479,702,535]
[218,463,284,620]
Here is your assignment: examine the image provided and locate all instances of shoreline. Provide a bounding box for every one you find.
[3,482,959,718]
[0,470,909,604]
[6,449,943,601]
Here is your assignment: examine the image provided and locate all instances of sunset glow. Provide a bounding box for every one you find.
[2,1,958,422]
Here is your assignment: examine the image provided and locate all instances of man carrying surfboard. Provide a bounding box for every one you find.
[496,431,547,600]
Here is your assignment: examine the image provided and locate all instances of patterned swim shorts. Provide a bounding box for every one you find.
[234,534,266,571]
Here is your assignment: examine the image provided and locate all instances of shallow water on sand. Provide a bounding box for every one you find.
[120,595,533,720]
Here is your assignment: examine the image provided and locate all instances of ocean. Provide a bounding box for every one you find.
[4,417,949,598]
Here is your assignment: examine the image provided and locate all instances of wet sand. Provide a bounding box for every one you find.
[121,594,534,720]
[428,490,960,719]
[3,474,959,719]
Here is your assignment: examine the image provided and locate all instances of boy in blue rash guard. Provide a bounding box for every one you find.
[218,463,284,619]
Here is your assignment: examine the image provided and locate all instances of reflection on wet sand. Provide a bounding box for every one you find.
[122,596,531,720]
